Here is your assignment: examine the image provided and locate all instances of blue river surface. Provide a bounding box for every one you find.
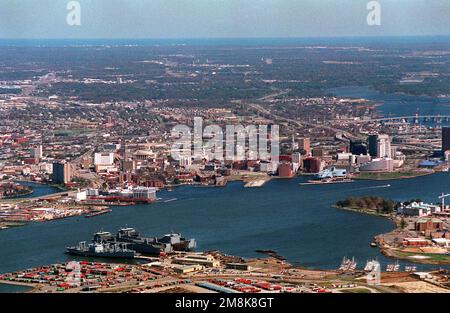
[1,173,449,276]
[14,181,61,199]
[329,86,450,126]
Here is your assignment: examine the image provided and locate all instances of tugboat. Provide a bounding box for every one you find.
[66,241,136,259]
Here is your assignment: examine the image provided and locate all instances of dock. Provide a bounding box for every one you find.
[244,179,270,188]
[300,179,354,186]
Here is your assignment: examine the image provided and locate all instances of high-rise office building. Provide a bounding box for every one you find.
[368,134,391,158]
[377,134,391,158]
[443,127,450,152]
[52,162,72,184]
[350,140,368,155]
[298,138,311,155]
[368,134,378,157]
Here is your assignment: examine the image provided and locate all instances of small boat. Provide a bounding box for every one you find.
[370,242,377,247]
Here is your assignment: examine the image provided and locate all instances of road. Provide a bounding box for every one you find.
[244,101,364,141]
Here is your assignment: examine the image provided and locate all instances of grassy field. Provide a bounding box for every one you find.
[386,249,450,264]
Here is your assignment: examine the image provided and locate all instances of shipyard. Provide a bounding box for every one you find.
[2,250,450,294]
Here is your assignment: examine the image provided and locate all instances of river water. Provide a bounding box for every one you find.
[329,86,450,126]
[1,174,449,275]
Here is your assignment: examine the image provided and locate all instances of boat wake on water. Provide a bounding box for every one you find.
[348,184,391,191]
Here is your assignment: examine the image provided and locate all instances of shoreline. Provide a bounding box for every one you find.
[335,205,450,266]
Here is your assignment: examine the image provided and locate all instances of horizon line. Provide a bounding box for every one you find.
[1,34,450,41]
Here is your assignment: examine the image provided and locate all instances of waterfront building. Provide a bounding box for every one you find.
[336,152,352,162]
[355,154,371,164]
[52,162,72,184]
[292,152,302,164]
[278,162,294,178]
[402,238,430,247]
[172,254,220,267]
[225,263,250,271]
[316,167,347,179]
[443,127,450,153]
[367,134,392,158]
[302,157,323,173]
[359,158,394,172]
[415,218,444,232]
[445,150,450,162]
[398,202,441,217]
[132,186,157,200]
[259,161,278,174]
[298,138,311,155]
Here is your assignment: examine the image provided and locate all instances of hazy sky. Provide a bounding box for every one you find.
[0,0,449,39]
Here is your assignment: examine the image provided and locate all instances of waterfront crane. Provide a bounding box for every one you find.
[438,193,450,210]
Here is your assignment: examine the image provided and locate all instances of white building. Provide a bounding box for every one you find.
[397,201,441,217]
[359,158,394,172]
[179,155,192,167]
[73,190,87,202]
[86,188,99,196]
[377,134,392,158]
[132,187,157,200]
[259,161,278,174]
[94,153,114,165]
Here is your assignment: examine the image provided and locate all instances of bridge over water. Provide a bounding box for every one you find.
[343,115,450,124]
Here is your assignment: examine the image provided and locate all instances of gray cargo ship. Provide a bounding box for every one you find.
[66,241,136,259]
[93,228,196,255]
